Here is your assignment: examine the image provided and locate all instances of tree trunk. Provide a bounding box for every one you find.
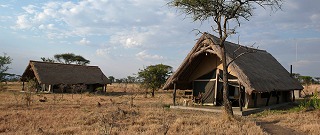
[151,89,155,97]
[221,45,234,117]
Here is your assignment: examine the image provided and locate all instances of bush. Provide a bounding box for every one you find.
[94,87,105,95]
[297,90,320,111]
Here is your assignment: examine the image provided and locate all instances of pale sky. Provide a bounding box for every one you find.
[1,0,319,78]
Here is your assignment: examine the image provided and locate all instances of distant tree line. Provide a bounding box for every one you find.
[292,73,320,85]
[108,75,138,84]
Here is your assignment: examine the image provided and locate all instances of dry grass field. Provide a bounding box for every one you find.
[0,82,319,135]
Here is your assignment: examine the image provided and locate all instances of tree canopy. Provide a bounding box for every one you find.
[0,53,12,82]
[108,76,115,84]
[40,57,55,63]
[299,76,313,85]
[138,64,172,97]
[170,0,282,44]
[41,53,90,65]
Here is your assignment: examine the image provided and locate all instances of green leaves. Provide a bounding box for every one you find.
[51,53,90,65]
[169,0,282,34]
[138,64,172,91]
[0,53,12,81]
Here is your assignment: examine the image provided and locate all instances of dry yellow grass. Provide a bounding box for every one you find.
[0,82,266,135]
[302,84,320,96]
[253,110,320,134]
[0,82,319,134]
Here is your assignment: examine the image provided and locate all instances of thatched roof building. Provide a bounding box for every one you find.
[21,61,110,92]
[163,33,303,108]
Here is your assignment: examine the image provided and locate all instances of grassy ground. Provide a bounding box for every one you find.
[0,82,264,135]
[0,82,319,134]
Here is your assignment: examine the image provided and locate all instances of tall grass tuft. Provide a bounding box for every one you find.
[298,88,320,111]
[0,82,7,91]
[23,79,38,106]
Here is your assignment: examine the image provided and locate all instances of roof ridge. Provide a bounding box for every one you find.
[29,60,98,67]
[203,33,267,52]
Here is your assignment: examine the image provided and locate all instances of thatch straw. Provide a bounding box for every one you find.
[21,61,110,85]
[163,33,303,94]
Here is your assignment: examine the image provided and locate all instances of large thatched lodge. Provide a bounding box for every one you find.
[21,61,110,93]
[163,33,303,108]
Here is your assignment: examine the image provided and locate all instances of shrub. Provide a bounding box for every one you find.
[297,89,320,111]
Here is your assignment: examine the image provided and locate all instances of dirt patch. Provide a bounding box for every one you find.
[257,120,304,135]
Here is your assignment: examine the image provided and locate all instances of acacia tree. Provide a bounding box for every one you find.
[40,57,55,63]
[170,0,282,117]
[73,55,90,65]
[49,53,90,65]
[54,53,75,64]
[0,53,12,82]
[138,64,172,97]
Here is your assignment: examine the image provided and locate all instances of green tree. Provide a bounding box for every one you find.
[115,79,123,83]
[108,76,115,83]
[73,55,90,65]
[40,57,55,63]
[314,77,320,84]
[299,76,312,85]
[53,53,90,65]
[138,64,172,97]
[127,76,136,83]
[169,0,282,117]
[0,53,12,82]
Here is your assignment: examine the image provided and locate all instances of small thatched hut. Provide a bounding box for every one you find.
[163,33,303,108]
[21,60,111,93]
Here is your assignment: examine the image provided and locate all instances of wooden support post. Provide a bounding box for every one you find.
[173,82,177,106]
[292,90,295,102]
[239,84,242,111]
[276,92,280,104]
[266,92,271,106]
[48,84,52,93]
[104,84,107,93]
[214,69,219,105]
[299,90,302,98]
[42,84,45,92]
[22,81,25,91]
[254,93,257,108]
[239,90,242,111]
[290,65,295,102]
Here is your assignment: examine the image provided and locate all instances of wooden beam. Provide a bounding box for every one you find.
[214,69,219,105]
[254,93,257,108]
[104,84,107,93]
[48,84,52,93]
[173,82,177,106]
[266,92,271,106]
[276,92,280,104]
[22,81,25,91]
[239,83,242,111]
[292,90,295,102]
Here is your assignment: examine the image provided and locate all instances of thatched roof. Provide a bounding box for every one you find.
[163,33,303,94]
[21,61,110,85]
